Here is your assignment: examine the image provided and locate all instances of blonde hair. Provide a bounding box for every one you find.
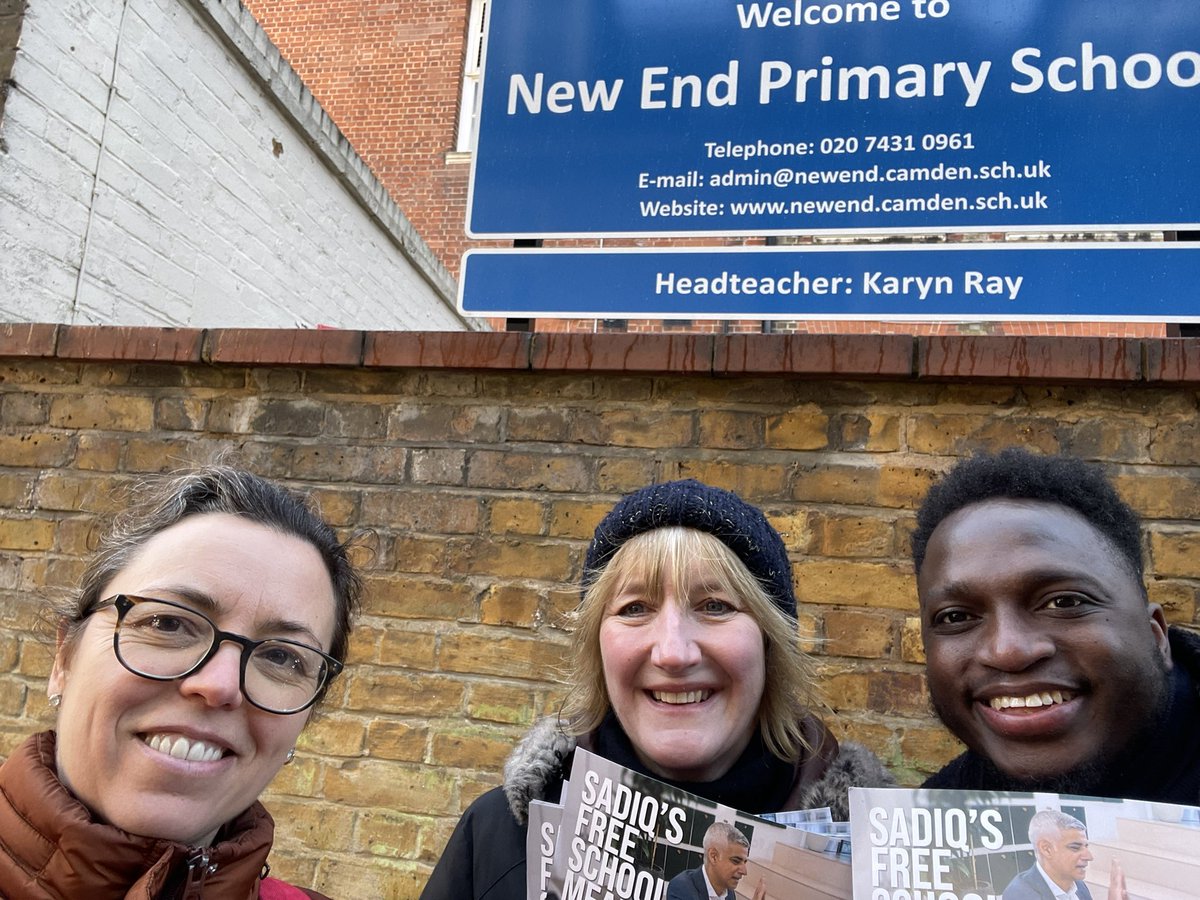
[561,526,818,761]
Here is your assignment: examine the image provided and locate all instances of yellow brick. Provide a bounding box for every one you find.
[795,561,916,610]
[467,450,590,492]
[0,518,55,551]
[299,715,367,757]
[74,434,124,471]
[767,510,811,554]
[908,414,1060,456]
[347,626,383,665]
[49,517,98,555]
[488,498,545,535]
[430,726,515,770]
[366,721,429,762]
[792,463,880,505]
[810,512,894,557]
[1115,472,1200,519]
[1147,580,1198,623]
[363,575,472,621]
[549,499,611,540]
[265,796,356,852]
[1149,529,1200,577]
[0,432,72,467]
[764,407,829,450]
[361,490,480,534]
[439,633,567,681]
[867,669,929,717]
[324,760,459,815]
[390,536,448,575]
[33,473,128,515]
[0,633,18,670]
[345,671,464,716]
[877,464,941,510]
[17,642,54,678]
[480,584,540,627]
[823,609,893,659]
[49,395,154,431]
[833,411,901,452]
[592,409,694,449]
[309,488,360,527]
[379,629,438,669]
[319,858,429,900]
[267,757,321,796]
[673,461,786,500]
[899,616,926,664]
[354,808,423,859]
[447,539,574,581]
[467,682,539,726]
[699,410,763,450]
[817,670,869,711]
[0,678,25,716]
[595,457,658,493]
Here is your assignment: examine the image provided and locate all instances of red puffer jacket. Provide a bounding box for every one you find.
[0,731,329,899]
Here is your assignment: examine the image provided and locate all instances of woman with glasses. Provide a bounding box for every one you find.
[0,465,361,899]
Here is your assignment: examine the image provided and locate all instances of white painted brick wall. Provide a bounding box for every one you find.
[0,0,476,330]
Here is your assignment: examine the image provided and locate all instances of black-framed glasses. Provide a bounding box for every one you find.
[91,594,342,715]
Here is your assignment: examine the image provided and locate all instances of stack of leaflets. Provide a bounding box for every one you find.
[528,748,1200,899]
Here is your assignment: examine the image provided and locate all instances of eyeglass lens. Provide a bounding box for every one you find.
[115,599,328,713]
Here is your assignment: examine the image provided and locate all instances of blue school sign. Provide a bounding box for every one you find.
[467,0,1200,238]
[459,244,1200,321]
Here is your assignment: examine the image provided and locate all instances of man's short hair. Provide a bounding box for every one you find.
[703,821,750,853]
[911,448,1144,584]
[1028,809,1088,846]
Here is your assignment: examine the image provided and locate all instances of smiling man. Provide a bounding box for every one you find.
[912,449,1200,802]
[666,822,764,900]
[1002,811,1096,900]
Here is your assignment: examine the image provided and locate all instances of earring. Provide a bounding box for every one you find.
[48,694,61,708]
[285,748,295,764]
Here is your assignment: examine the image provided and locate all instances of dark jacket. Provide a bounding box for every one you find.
[665,866,732,900]
[1001,865,1093,900]
[0,731,328,900]
[420,716,893,900]
[924,626,1200,804]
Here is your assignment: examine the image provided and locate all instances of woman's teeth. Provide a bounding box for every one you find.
[652,690,711,705]
[144,733,225,762]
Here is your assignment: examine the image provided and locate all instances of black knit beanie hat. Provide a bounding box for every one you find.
[583,479,797,619]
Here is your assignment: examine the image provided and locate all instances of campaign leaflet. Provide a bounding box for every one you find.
[528,799,565,900]
[849,787,1200,900]
[528,747,851,900]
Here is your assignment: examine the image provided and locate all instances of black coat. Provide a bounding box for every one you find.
[420,716,893,900]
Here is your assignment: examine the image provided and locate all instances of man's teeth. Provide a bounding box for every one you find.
[989,690,1072,710]
[652,690,711,705]
[145,733,225,762]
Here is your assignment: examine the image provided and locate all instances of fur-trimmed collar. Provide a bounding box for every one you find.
[501,718,892,824]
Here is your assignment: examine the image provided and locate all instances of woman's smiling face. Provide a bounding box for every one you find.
[49,513,336,846]
[598,546,766,783]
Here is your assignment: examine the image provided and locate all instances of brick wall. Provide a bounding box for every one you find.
[3,324,1199,896]
[0,0,470,330]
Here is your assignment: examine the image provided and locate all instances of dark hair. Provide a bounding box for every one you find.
[911,448,1144,584]
[59,465,362,704]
